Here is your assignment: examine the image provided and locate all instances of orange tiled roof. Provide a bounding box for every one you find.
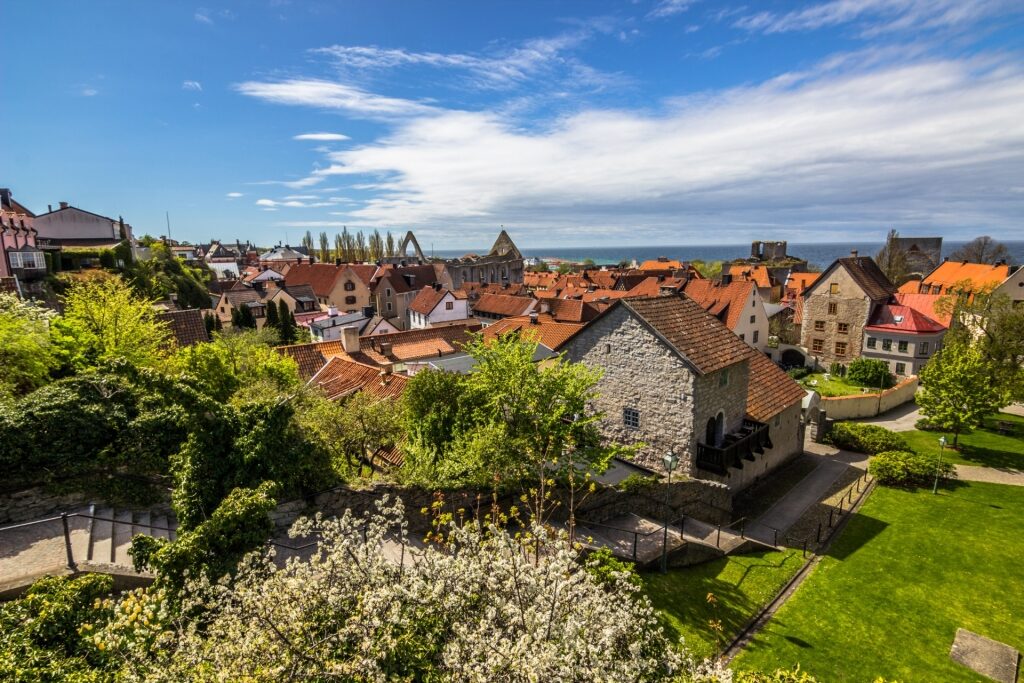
[309,356,408,401]
[639,258,684,271]
[473,293,537,317]
[682,278,756,331]
[156,309,210,347]
[627,276,687,298]
[580,289,631,303]
[728,264,773,290]
[482,314,583,350]
[524,272,559,289]
[356,324,481,365]
[620,296,751,375]
[893,292,953,327]
[540,298,600,323]
[919,261,1010,295]
[277,340,345,378]
[283,263,346,298]
[408,286,465,316]
[784,272,820,297]
[745,351,805,422]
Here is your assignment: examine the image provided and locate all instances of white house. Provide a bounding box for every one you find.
[408,285,471,329]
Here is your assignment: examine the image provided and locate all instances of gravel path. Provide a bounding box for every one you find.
[955,465,1024,486]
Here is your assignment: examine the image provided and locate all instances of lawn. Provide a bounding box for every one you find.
[733,482,1024,682]
[796,372,874,397]
[641,549,804,660]
[898,411,1024,469]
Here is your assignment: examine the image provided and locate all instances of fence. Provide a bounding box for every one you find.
[818,376,919,420]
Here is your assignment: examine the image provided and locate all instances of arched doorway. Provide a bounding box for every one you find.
[705,412,725,446]
[781,349,805,369]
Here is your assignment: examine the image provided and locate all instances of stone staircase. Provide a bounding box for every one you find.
[0,505,177,598]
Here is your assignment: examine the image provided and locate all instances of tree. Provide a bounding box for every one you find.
[917,339,1005,446]
[385,230,396,258]
[123,242,212,309]
[277,300,297,344]
[318,231,330,263]
[846,357,894,389]
[530,260,551,273]
[950,236,1010,264]
[263,297,280,332]
[582,258,596,268]
[108,503,708,682]
[334,232,344,262]
[875,229,910,286]
[233,304,257,330]
[691,260,723,280]
[0,294,58,396]
[50,275,170,372]
[299,390,405,475]
[557,262,573,274]
[301,230,314,252]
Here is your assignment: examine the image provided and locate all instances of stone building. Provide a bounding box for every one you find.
[563,295,805,491]
[799,252,895,367]
[390,229,525,288]
[891,236,942,278]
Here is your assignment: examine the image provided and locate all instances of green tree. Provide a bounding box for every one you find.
[264,296,280,332]
[299,391,405,475]
[691,259,724,280]
[846,357,894,389]
[277,300,297,344]
[234,304,257,329]
[557,262,573,274]
[530,260,551,273]
[50,275,170,372]
[318,231,330,262]
[385,230,396,258]
[0,294,58,396]
[917,339,1005,446]
[875,229,910,286]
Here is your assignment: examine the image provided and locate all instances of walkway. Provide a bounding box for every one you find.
[855,401,921,430]
[956,465,1024,486]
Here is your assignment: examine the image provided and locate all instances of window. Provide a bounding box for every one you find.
[919,341,930,356]
[898,340,908,353]
[8,251,45,269]
[835,341,847,356]
[830,283,840,295]
[623,407,640,429]
[837,322,849,335]
[828,302,838,315]
[344,281,355,291]
[895,362,906,375]
[749,315,756,324]
[867,337,877,349]
[812,338,824,353]
[386,302,392,312]
[385,288,392,297]
[740,333,745,341]
[753,330,759,344]
[604,343,611,355]
[882,339,892,351]
[814,320,826,332]
[719,369,730,387]
[445,301,454,310]
[345,296,357,305]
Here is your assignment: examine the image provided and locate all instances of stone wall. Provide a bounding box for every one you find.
[819,376,919,420]
[0,487,100,525]
[800,266,873,366]
[563,306,700,474]
[693,362,751,458]
[270,478,733,535]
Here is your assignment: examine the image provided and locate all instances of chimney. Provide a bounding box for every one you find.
[529,312,539,325]
[433,282,442,291]
[380,364,393,376]
[721,272,732,285]
[340,325,360,354]
[335,258,342,266]
[379,341,393,357]
[0,188,10,208]
[48,204,53,213]
[540,301,551,315]
[850,249,858,258]
[328,305,338,317]
[59,201,69,210]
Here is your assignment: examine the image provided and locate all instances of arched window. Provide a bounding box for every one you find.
[705,418,717,446]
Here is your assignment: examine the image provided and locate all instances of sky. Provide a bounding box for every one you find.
[4,0,1024,250]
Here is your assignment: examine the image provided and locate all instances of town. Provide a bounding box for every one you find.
[2,185,1022,682]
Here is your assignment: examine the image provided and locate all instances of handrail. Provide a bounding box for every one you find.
[0,512,177,535]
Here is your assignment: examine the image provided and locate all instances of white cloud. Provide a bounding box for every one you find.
[194,8,214,24]
[293,132,350,141]
[256,198,338,208]
[81,88,98,97]
[265,54,1024,240]
[235,78,435,118]
[735,0,1014,36]
[647,0,694,20]
[182,80,203,91]
[225,192,244,198]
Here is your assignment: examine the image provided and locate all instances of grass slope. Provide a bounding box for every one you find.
[797,373,873,398]
[899,412,1024,469]
[734,482,1024,682]
[642,549,803,660]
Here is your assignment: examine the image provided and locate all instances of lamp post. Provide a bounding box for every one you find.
[932,436,947,494]
[661,450,679,574]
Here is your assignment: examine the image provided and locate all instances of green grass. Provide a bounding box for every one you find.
[898,412,1024,469]
[641,549,804,660]
[797,372,875,397]
[734,482,1024,682]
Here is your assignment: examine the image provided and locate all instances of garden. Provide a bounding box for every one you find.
[733,481,1024,681]
[897,411,1024,470]
[788,358,896,398]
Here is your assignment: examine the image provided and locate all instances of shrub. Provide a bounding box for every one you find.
[847,357,894,389]
[787,367,810,380]
[915,417,943,432]
[870,450,956,488]
[617,473,659,492]
[828,362,846,377]
[826,422,908,454]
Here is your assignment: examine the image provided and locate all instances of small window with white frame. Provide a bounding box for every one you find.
[623,407,640,429]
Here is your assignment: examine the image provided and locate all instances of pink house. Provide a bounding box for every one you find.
[1,188,44,281]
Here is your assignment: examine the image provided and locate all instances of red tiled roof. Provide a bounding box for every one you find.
[682,279,756,331]
[580,290,630,303]
[627,276,688,298]
[524,272,559,289]
[784,272,820,299]
[277,340,345,378]
[472,293,537,317]
[919,261,1010,295]
[456,281,527,300]
[728,264,773,290]
[540,298,599,323]
[482,314,584,350]
[309,356,408,401]
[865,304,946,334]
[375,264,445,294]
[282,263,345,298]
[409,286,465,316]
[745,351,805,422]
[347,264,378,286]
[893,292,953,327]
[356,324,482,365]
[156,309,210,347]
[639,258,684,271]
[620,295,752,375]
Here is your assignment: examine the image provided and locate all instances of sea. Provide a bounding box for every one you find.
[433,241,1024,270]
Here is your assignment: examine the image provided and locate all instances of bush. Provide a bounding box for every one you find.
[915,417,943,432]
[787,367,810,380]
[847,357,893,389]
[826,422,908,454]
[870,450,956,488]
[617,473,658,492]
[828,362,846,377]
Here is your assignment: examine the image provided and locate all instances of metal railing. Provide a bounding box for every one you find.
[696,419,773,475]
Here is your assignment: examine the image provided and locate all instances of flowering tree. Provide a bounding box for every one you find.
[99,498,729,682]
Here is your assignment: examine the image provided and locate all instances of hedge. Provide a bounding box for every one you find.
[870,450,956,488]
[825,422,908,454]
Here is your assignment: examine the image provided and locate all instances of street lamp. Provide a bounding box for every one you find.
[932,436,947,494]
[661,449,679,574]
[662,450,679,483]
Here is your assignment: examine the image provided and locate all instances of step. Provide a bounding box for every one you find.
[150,515,171,541]
[89,507,114,563]
[112,510,134,566]
[133,510,151,539]
[68,505,95,567]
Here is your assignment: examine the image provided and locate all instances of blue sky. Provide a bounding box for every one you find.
[4,1,1024,249]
